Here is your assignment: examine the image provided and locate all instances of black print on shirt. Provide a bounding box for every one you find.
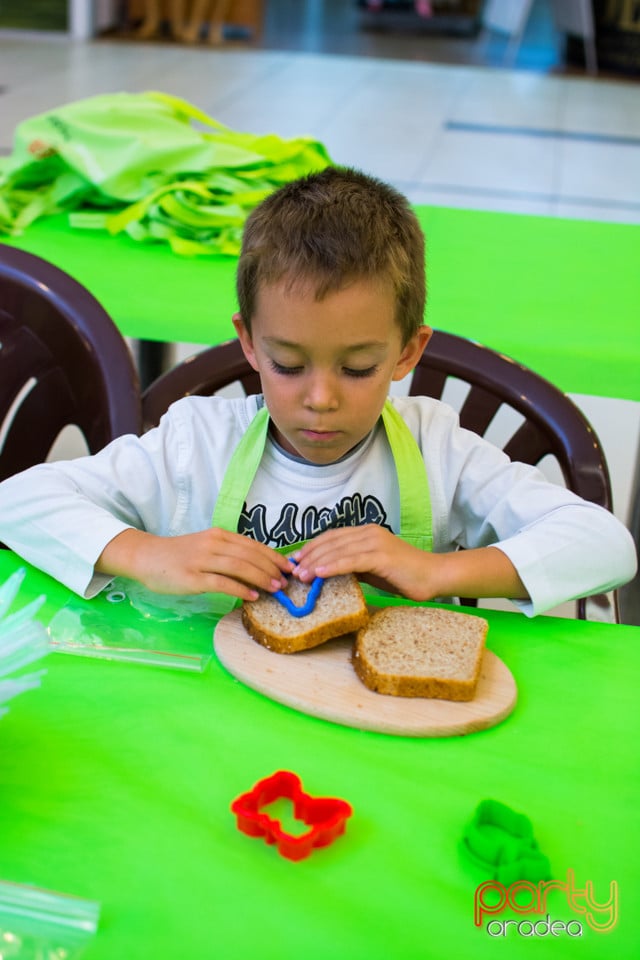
[238,494,392,547]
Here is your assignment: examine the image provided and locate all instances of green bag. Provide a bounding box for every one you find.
[0,91,333,255]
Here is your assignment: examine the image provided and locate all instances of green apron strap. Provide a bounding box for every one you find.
[381,400,433,552]
[211,405,271,531]
[207,405,270,616]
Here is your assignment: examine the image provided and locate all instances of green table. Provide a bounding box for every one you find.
[3,208,639,402]
[1,551,638,959]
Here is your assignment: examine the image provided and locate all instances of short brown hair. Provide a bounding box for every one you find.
[236,166,426,344]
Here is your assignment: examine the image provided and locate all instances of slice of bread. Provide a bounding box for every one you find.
[242,574,369,654]
[352,606,488,701]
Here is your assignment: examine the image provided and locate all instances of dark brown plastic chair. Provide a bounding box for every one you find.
[0,246,142,483]
[142,337,260,431]
[141,332,615,620]
[411,330,611,514]
[410,330,615,621]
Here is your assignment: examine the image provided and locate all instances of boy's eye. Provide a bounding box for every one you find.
[268,361,379,378]
[269,360,303,376]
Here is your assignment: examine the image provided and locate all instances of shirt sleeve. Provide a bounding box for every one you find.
[0,396,252,598]
[0,423,181,597]
[494,501,636,616]
[398,396,637,616]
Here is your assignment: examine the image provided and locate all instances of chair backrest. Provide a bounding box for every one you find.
[0,246,142,482]
[410,330,614,620]
[142,337,260,431]
[142,331,614,619]
[411,329,611,511]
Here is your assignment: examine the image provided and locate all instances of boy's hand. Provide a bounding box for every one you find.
[96,527,294,601]
[291,526,437,600]
[291,525,528,603]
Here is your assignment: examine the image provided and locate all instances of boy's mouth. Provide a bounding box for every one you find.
[301,429,342,442]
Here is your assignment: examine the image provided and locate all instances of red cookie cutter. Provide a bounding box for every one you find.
[231,770,353,861]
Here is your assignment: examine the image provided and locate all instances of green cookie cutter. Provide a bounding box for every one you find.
[462,799,551,885]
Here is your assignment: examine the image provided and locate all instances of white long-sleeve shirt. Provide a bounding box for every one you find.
[0,394,635,616]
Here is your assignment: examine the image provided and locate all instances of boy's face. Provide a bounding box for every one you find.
[233,278,431,465]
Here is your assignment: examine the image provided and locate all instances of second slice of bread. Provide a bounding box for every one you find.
[353,606,488,701]
[242,574,369,654]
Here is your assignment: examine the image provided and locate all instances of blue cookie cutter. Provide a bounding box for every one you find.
[273,559,325,618]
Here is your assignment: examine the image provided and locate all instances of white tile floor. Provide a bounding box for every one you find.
[1,33,638,617]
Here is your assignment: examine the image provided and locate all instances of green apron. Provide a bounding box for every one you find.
[208,399,433,615]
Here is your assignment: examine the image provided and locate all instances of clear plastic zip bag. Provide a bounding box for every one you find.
[0,881,99,959]
[47,577,219,672]
[0,568,49,717]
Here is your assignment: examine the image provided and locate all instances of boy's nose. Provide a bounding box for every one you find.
[304,373,340,411]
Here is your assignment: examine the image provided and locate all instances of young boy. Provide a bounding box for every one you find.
[0,167,635,615]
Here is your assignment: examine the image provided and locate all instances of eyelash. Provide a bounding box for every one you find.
[269,360,379,379]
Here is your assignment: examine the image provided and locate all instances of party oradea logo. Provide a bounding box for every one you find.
[474,869,618,938]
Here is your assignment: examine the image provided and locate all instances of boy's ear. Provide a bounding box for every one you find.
[392,325,433,381]
[232,313,260,372]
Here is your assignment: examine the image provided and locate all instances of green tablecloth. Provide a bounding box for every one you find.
[3,208,639,402]
[1,551,638,959]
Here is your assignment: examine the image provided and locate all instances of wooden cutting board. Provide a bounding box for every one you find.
[214,610,517,737]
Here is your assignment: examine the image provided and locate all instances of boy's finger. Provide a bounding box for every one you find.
[228,532,295,573]
[215,531,293,577]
